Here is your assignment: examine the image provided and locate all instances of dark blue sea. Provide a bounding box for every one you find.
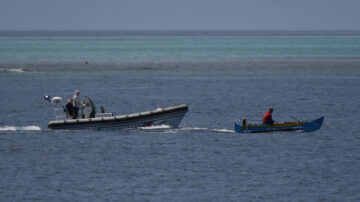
[0,31,360,201]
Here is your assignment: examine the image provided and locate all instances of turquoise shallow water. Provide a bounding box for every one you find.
[0,31,360,201]
[2,36,360,59]
[1,31,360,65]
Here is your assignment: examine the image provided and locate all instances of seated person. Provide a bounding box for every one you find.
[262,108,275,125]
[65,98,74,117]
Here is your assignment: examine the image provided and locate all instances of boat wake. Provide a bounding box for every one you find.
[139,125,172,130]
[139,125,176,133]
[180,127,235,133]
[139,125,234,134]
[0,126,41,132]
[0,68,40,73]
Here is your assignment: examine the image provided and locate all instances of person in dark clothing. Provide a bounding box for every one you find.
[262,108,275,125]
[65,98,74,118]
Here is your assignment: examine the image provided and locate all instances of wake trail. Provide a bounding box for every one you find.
[180,127,235,133]
[140,125,235,133]
[0,126,41,132]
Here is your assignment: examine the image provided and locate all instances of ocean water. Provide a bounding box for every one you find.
[0,31,360,201]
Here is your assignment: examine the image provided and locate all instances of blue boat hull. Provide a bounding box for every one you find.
[235,116,324,133]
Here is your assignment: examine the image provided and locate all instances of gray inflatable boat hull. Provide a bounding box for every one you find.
[48,104,188,130]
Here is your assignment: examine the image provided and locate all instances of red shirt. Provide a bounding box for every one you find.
[262,112,274,125]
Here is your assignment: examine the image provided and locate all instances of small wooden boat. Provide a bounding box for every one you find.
[234,116,324,133]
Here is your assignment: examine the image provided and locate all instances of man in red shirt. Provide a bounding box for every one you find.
[262,108,275,125]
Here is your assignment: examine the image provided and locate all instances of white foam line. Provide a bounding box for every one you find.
[0,126,41,131]
[139,126,235,134]
[181,127,208,131]
[180,127,235,133]
[139,124,171,130]
[9,68,28,73]
[210,128,235,133]
[0,68,27,73]
[0,68,42,73]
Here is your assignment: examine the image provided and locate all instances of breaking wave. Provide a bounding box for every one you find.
[0,126,41,132]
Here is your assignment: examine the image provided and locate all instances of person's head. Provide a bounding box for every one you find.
[74,90,80,96]
[68,98,73,103]
[268,108,273,113]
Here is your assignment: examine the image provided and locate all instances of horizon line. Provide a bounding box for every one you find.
[1,29,360,32]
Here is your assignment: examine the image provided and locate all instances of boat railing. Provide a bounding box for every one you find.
[45,96,72,120]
